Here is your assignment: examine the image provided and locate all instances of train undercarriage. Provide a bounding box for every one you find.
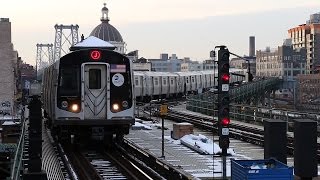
[47,120,130,146]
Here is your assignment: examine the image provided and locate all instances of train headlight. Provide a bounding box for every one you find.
[61,101,68,108]
[71,104,79,112]
[112,103,120,111]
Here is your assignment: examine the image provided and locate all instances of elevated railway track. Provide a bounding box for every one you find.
[48,129,195,180]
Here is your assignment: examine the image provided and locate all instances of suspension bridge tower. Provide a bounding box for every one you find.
[36,43,53,80]
[53,24,79,62]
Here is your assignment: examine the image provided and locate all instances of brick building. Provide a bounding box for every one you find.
[288,13,320,74]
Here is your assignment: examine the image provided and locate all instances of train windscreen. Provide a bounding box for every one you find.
[58,66,80,96]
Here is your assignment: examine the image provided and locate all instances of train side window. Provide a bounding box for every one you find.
[155,78,159,86]
[135,79,139,86]
[89,69,101,89]
[171,79,174,84]
[163,79,166,85]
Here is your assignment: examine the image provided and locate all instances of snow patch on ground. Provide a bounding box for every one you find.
[180,134,236,155]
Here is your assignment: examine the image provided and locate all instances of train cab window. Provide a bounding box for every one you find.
[192,77,195,83]
[89,69,101,89]
[163,79,167,85]
[135,78,139,86]
[59,66,80,96]
[171,79,174,84]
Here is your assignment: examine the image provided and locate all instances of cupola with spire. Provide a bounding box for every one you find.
[101,3,110,22]
[90,3,124,43]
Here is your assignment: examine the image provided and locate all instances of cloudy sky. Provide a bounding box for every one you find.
[1,0,320,65]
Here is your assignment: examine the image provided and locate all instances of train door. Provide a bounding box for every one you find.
[175,74,180,94]
[134,76,141,98]
[169,77,175,95]
[82,64,109,119]
[145,74,151,99]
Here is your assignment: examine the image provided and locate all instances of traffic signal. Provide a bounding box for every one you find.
[217,46,230,154]
[219,95,230,128]
[218,48,230,90]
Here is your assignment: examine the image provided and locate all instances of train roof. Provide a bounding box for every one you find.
[174,71,203,76]
[70,36,116,51]
[133,71,145,76]
[133,68,244,76]
[201,70,215,74]
[230,68,245,73]
[143,71,178,77]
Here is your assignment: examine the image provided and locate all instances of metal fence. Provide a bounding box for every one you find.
[186,78,281,116]
[10,108,26,180]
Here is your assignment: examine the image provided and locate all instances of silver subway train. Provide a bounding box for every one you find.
[42,48,135,142]
[133,69,246,102]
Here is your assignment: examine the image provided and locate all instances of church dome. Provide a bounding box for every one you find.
[90,22,123,42]
[90,3,123,42]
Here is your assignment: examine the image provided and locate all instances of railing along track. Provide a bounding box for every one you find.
[168,109,320,162]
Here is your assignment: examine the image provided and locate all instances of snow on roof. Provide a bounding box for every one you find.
[70,36,116,51]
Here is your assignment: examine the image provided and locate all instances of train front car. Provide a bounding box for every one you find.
[54,49,134,143]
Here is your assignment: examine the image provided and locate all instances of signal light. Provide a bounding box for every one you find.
[222,63,229,69]
[222,73,230,81]
[219,136,230,150]
[221,117,230,126]
[221,107,229,114]
[221,96,230,104]
[90,50,101,60]
[222,52,229,60]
